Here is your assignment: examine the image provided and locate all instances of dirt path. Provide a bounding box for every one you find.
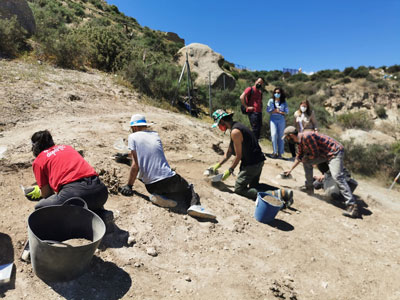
[1,60,399,299]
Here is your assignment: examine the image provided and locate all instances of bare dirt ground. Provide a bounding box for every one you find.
[1,59,400,299]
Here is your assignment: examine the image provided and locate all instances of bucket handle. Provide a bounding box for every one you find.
[62,197,88,210]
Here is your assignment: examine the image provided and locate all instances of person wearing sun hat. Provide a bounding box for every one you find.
[120,114,216,219]
[209,109,267,200]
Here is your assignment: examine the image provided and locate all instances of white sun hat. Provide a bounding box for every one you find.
[129,114,154,126]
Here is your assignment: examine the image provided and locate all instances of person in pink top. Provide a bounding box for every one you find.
[240,77,265,139]
[29,130,108,212]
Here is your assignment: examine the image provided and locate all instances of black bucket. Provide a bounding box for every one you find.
[27,198,105,282]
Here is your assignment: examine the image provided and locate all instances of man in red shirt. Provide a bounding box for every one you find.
[29,130,108,212]
[239,77,265,139]
[283,126,359,218]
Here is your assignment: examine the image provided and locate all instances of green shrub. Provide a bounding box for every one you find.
[342,140,400,178]
[343,67,355,76]
[287,73,309,82]
[310,69,341,81]
[337,111,373,130]
[122,59,182,101]
[81,24,128,71]
[338,77,351,84]
[377,80,389,90]
[0,16,28,57]
[387,65,400,74]
[375,106,387,119]
[349,66,369,78]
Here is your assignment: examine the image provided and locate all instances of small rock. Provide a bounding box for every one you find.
[311,257,316,262]
[321,281,328,289]
[147,247,158,257]
[134,262,141,268]
[185,276,191,282]
[223,246,229,250]
[127,236,136,246]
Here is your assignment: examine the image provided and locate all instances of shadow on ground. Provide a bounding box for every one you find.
[49,256,132,300]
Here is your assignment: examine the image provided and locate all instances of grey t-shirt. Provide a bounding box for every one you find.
[128,130,175,185]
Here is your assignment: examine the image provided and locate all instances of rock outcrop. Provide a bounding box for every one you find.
[0,0,36,36]
[164,32,184,45]
[177,43,236,90]
[324,84,400,123]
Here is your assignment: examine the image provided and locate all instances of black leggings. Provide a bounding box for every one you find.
[145,174,200,207]
[34,176,108,211]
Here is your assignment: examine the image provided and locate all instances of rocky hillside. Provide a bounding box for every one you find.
[1,59,400,300]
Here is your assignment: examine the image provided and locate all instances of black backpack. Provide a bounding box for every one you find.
[240,87,253,114]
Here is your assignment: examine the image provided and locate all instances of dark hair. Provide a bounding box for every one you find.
[299,99,312,116]
[31,130,55,157]
[221,114,233,124]
[272,87,286,103]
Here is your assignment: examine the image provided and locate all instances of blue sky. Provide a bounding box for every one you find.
[106,0,400,73]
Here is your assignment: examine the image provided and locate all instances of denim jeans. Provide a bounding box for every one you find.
[303,151,355,205]
[270,115,286,155]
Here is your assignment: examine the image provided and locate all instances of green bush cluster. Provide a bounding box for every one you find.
[342,140,400,178]
[337,111,373,130]
[0,16,28,57]
[122,60,182,101]
[375,106,387,119]
[343,66,369,78]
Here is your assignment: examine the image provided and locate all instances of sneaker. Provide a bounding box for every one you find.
[149,194,177,208]
[187,205,216,219]
[272,153,279,159]
[342,204,359,218]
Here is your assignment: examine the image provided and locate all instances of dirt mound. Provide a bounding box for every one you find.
[0,59,400,299]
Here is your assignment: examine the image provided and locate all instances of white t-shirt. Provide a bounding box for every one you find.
[128,130,175,185]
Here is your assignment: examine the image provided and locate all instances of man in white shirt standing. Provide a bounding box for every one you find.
[120,114,216,220]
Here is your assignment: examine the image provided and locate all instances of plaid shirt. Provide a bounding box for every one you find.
[297,131,343,162]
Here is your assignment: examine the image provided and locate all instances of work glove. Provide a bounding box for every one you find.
[222,168,233,181]
[209,162,221,173]
[24,185,41,200]
[120,184,134,196]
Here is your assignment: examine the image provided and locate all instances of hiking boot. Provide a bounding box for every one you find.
[95,209,115,234]
[187,205,216,219]
[342,204,359,218]
[149,194,177,208]
[300,186,314,195]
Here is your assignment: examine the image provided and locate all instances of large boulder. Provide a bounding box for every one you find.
[177,43,235,90]
[0,0,36,36]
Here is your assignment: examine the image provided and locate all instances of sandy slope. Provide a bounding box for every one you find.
[0,60,399,300]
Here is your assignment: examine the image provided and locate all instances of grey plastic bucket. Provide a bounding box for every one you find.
[254,192,283,224]
[27,198,105,282]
